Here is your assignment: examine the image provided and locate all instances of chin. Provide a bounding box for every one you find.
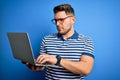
[58,30,68,35]
[58,32,66,35]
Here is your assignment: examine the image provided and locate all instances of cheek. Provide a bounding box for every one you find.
[63,19,71,27]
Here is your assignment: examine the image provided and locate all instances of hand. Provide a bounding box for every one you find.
[36,54,57,65]
[26,63,44,71]
[21,61,44,71]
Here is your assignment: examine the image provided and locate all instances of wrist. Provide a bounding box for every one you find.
[55,55,61,66]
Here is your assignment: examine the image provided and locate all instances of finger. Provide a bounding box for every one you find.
[36,55,43,62]
[36,54,46,63]
[40,58,48,64]
[31,66,35,70]
[35,66,44,71]
[39,55,47,64]
[26,62,29,65]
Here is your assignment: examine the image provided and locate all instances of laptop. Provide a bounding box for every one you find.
[7,32,53,66]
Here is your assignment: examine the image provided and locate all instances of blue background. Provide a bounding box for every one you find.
[1,0,120,80]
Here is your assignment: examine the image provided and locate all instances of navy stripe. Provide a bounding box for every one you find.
[82,52,95,58]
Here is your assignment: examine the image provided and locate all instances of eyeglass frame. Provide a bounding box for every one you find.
[51,16,73,24]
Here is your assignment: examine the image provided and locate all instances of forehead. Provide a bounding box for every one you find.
[54,11,67,18]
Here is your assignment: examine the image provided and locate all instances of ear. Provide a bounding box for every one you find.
[71,16,76,24]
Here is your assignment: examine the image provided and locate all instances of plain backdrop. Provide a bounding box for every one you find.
[1,0,120,80]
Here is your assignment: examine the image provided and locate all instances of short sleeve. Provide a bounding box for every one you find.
[82,37,95,58]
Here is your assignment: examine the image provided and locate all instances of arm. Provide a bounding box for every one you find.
[60,55,94,75]
[36,54,94,75]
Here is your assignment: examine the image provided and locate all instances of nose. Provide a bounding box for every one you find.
[56,21,60,26]
[56,22,61,29]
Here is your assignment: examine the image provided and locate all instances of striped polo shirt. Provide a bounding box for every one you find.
[40,31,94,80]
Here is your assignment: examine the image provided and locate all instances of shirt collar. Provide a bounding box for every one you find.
[57,30,79,41]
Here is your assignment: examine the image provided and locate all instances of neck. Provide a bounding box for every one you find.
[62,27,74,40]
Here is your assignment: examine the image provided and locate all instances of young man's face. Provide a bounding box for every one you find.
[54,11,75,35]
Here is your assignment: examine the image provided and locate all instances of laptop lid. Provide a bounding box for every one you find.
[7,32,36,65]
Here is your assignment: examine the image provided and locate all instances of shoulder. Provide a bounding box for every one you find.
[78,34,93,42]
[77,33,94,49]
[42,33,58,40]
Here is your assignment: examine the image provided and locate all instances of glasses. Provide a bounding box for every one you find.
[51,16,73,24]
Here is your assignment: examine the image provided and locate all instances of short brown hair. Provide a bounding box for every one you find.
[53,4,75,16]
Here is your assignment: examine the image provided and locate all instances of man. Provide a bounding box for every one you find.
[26,4,94,80]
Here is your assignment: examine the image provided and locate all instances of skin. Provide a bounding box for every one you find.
[26,11,94,76]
